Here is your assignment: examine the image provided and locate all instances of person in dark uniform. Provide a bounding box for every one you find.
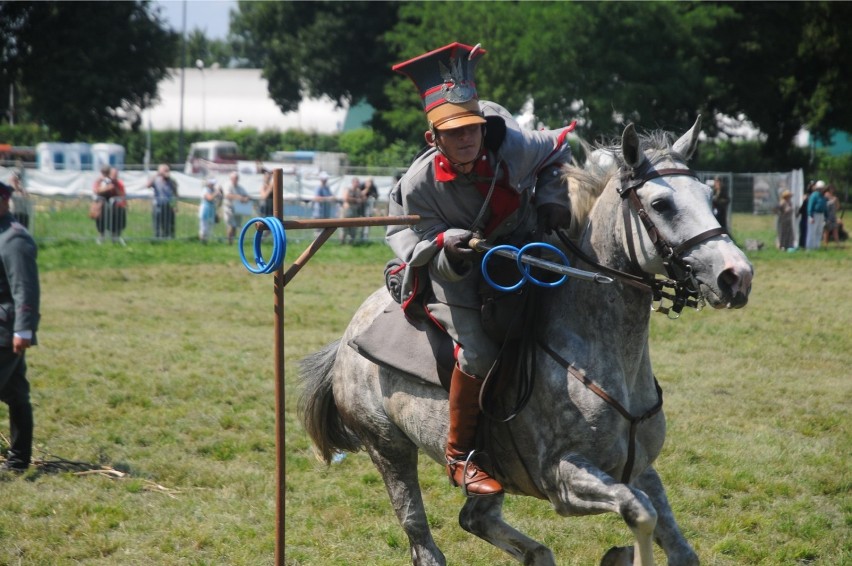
[0,181,40,472]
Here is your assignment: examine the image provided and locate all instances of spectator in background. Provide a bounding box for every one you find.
[258,167,274,217]
[222,172,250,246]
[312,172,335,237]
[92,166,114,244]
[341,176,365,245]
[99,168,127,245]
[147,164,178,239]
[360,177,378,240]
[823,183,840,246]
[797,181,814,249]
[8,172,30,230]
[806,180,827,250]
[775,189,795,251]
[711,176,730,232]
[198,177,223,244]
[0,181,40,472]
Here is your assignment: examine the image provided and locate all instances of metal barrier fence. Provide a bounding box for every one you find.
[18,194,393,244]
[15,171,814,243]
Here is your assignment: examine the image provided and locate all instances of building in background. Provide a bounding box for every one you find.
[146,68,352,134]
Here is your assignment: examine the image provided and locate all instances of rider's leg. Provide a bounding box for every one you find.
[445,364,503,496]
[428,266,503,496]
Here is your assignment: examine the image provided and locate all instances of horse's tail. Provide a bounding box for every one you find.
[298,339,362,464]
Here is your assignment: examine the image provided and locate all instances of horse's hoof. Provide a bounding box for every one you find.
[600,546,634,566]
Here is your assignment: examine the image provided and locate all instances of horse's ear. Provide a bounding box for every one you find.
[621,123,643,168]
[672,115,702,160]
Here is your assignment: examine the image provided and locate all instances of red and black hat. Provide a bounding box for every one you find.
[392,42,487,131]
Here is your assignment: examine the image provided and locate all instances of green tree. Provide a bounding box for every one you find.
[379,2,737,146]
[0,1,178,138]
[704,2,852,161]
[230,1,400,114]
[181,30,233,69]
[209,1,852,168]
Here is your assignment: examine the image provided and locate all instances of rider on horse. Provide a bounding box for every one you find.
[388,43,574,496]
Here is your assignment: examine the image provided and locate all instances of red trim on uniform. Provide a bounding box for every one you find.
[434,154,456,182]
[531,121,576,183]
[392,42,486,73]
[453,343,461,362]
[423,303,447,333]
[401,267,420,311]
[390,263,406,275]
[470,160,520,237]
[435,231,445,249]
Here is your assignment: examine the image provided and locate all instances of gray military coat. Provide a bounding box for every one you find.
[0,212,40,348]
[386,101,573,308]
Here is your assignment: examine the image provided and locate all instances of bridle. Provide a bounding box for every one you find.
[557,158,726,318]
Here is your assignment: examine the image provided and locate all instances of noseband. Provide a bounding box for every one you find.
[558,159,727,317]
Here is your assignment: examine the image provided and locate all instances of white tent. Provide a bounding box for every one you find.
[146,68,348,133]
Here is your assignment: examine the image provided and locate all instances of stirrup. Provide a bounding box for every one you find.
[446,450,502,497]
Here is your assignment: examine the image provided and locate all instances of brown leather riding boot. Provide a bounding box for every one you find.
[445,365,503,496]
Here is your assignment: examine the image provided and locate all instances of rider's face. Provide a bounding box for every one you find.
[434,124,482,170]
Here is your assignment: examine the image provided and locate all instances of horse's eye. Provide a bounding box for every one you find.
[650,199,671,213]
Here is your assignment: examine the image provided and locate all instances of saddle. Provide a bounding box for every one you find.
[349,297,456,390]
[349,259,537,394]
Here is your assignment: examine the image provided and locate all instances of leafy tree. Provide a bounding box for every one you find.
[0,1,178,139]
[381,2,570,145]
[703,2,852,161]
[230,1,400,115]
[383,2,738,145]
[181,30,233,69]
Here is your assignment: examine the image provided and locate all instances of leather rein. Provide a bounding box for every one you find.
[539,159,725,484]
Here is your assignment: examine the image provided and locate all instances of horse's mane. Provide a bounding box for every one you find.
[562,130,687,239]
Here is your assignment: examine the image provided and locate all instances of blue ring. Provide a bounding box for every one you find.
[481,245,527,292]
[239,217,287,274]
[516,242,569,288]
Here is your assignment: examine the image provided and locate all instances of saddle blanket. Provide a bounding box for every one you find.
[349,299,453,390]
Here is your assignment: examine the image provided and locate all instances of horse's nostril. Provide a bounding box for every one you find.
[719,268,739,291]
[719,269,740,287]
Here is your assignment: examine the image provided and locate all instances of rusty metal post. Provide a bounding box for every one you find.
[247,176,418,564]
[273,169,285,566]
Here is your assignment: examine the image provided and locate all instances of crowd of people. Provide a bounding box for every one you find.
[776,179,844,251]
[311,173,379,244]
[3,165,845,251]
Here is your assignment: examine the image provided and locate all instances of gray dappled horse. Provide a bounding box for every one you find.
[300,117,753,565]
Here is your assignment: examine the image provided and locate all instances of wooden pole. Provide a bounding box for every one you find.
[273,169,285,566]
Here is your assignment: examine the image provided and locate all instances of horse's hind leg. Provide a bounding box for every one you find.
[364,441,445,566]
[633,467,698,566]
[460,494,556,565]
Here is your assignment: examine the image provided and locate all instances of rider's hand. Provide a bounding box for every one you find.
[443,231,475,265]
[537,203,572,235]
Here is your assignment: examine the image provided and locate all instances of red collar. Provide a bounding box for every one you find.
[434,153,489,182]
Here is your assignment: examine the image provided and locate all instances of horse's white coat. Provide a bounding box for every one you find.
[301,118,753,566]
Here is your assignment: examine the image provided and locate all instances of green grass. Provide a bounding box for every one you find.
[0,215,848,565]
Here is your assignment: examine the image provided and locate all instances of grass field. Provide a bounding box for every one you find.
[0,214,848,565]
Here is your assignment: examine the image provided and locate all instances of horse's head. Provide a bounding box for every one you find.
[615,117,753,309]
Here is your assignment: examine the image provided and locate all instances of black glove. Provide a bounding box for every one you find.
[537,203,571,235]
[443,231,475,265]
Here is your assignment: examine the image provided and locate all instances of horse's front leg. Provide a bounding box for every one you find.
[633,467,699,566]
[544,454,657,566]
[459,493,556,565]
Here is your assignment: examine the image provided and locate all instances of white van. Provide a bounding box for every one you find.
[184,140,241,175]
